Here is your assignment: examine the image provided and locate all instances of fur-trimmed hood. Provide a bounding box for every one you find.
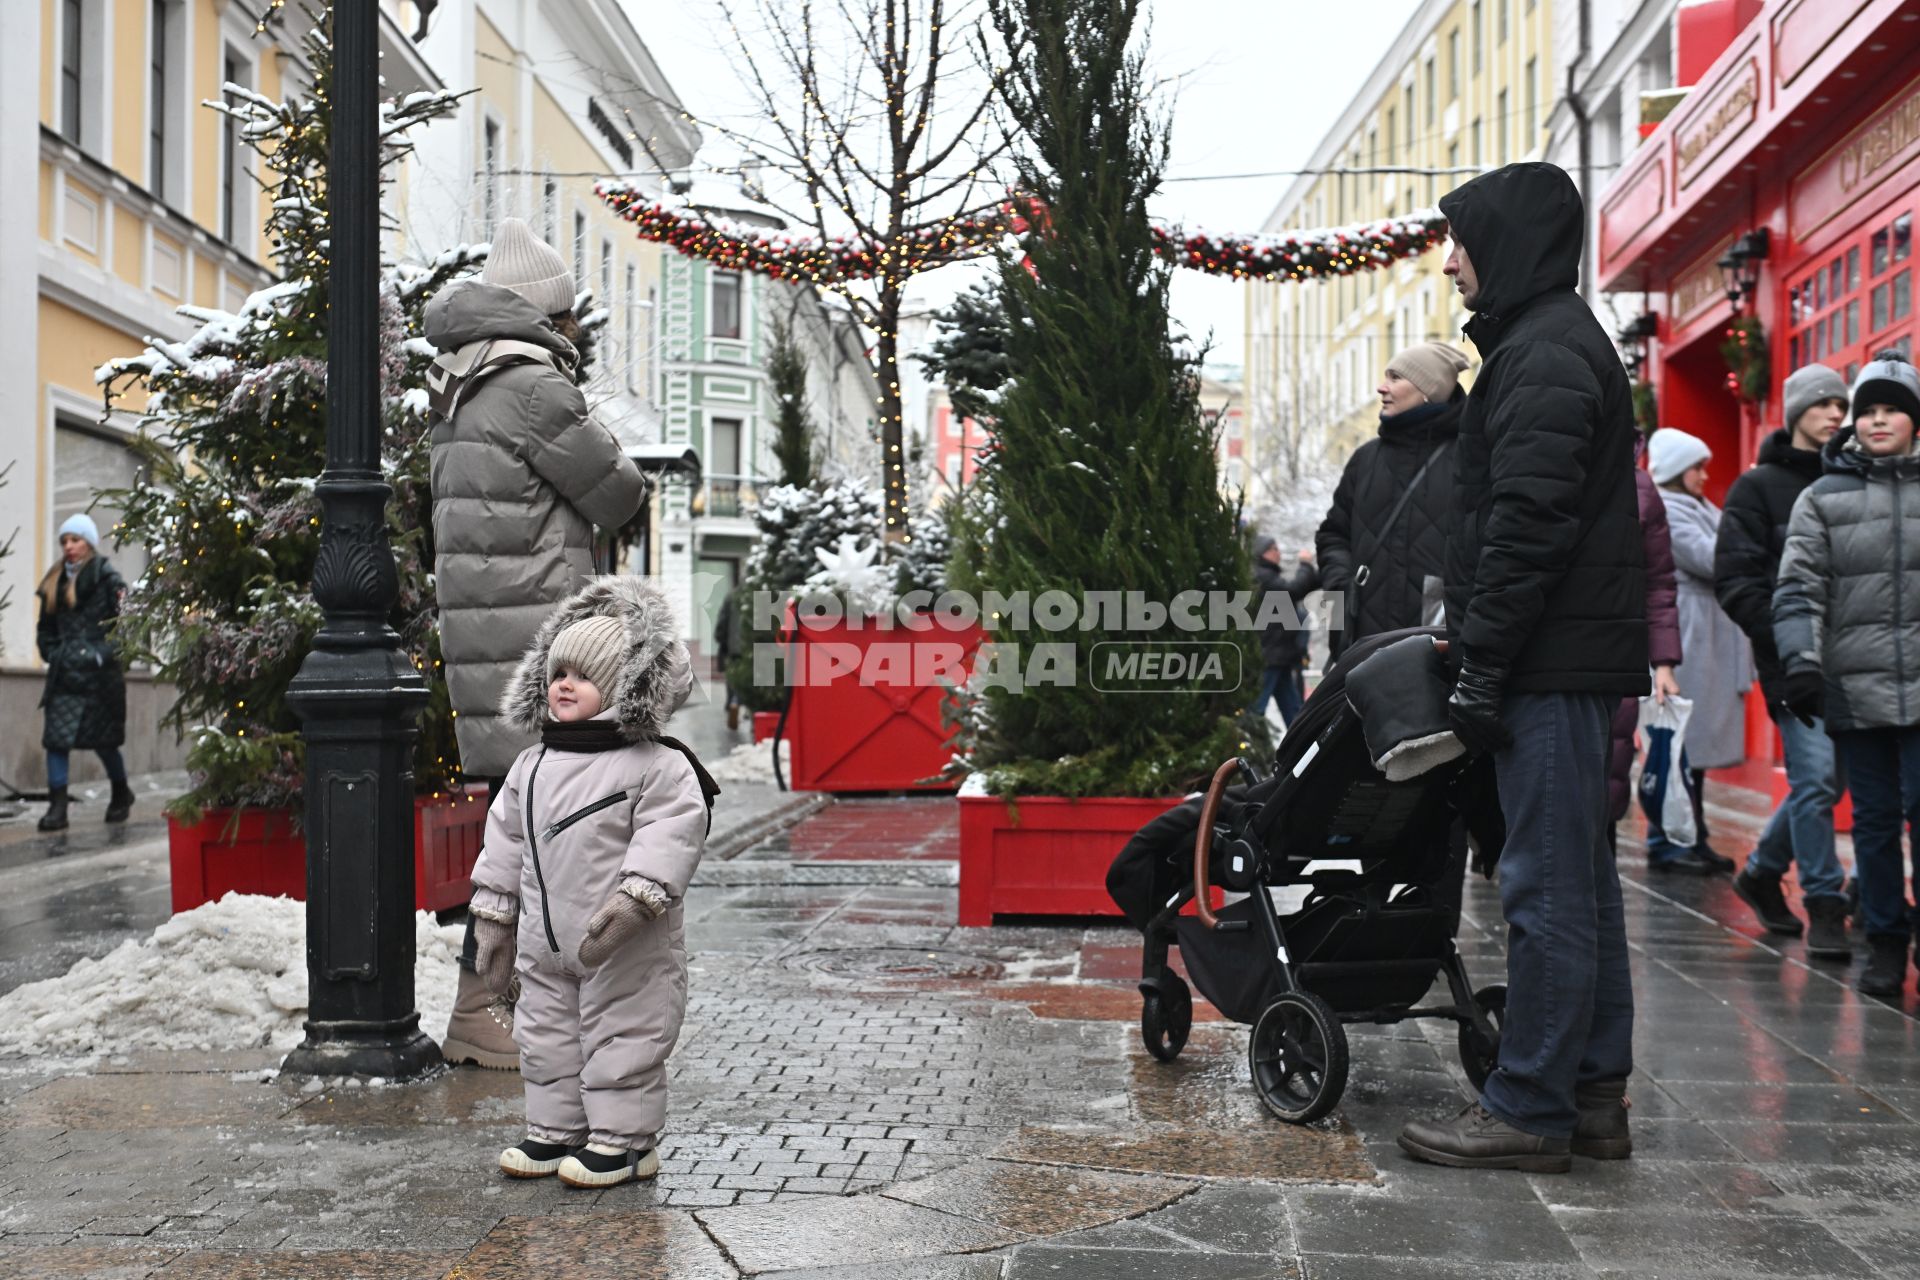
[502,577,694,740]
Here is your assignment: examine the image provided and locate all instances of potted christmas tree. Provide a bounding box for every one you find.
[952,0,1258,922]
[98,12,489,912]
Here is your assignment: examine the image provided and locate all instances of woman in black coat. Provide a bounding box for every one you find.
[1317,341,1471,656]
[35,513,133,831]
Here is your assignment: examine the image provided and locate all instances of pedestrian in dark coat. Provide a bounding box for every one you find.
[1249,535,1317,726]
[1398,162,1646,1175]
[1317,341,1469,656]
[1606,468,1683,830]
[1715,363,1850,954]
[35,512,134,832]
[1773,351,1920,997]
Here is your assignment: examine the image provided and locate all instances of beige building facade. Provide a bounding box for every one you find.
[1245,0,1557,475]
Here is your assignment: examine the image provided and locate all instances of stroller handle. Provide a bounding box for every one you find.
[1192,758,1247,929]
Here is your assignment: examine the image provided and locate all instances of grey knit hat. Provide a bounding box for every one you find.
[482,217,575,317]
[1385,341,1472,405]
[548,615,628,694]
[1782,363,1848,434]
[1252,533,1278,559]
[1852,349,1920,427]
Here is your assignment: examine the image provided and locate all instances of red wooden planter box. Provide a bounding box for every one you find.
[752,710,783,744]
[167,787,492,914]
[782,613,983,793]
[958,793,1186,925]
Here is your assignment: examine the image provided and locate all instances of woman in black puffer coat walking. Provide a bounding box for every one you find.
[1317,341,1470,657]
[35,513,133,831]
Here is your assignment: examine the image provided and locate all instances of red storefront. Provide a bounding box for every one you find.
[1598,0,1920,768]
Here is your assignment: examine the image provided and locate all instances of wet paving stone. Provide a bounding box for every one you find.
[1289,1187,1583,1267]
[0,1244,184,1278]
[1003,1245,1293,1279]
[695,1193,1025,1273]
[6,1074,302,1129]
[1299,1259,1597,1280]
[880,1158,1191,1234]
[1001,1123,1373,1184]
[759,1256,1004,1280]
[152,1250,467,1279]
[1549,1206,1871,1277]
[445,1210,734,1279]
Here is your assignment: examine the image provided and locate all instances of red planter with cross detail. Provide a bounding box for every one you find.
[781,610,983,792]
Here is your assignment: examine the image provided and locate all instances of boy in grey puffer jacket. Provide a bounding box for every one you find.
[467,577,716,1187]
[1774,350,1920,998]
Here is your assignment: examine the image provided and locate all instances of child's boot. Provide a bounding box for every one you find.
[441,967,519,1070]
[498,1137,574,1178]
[558,1142,660,1188]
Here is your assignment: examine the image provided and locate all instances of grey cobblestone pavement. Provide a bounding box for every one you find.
[0,777,1918,1277]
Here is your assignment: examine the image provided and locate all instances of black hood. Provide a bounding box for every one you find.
[1438,162,1583,321]
[1757,426,1826,479]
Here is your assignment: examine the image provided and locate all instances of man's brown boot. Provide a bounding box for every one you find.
[441,966,519,1070]
[1397,1102,1571,1173]
[1571,1078,1632,1159]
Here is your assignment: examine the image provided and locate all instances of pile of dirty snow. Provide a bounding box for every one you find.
[0,893,464,1060]
[704,738,786,786]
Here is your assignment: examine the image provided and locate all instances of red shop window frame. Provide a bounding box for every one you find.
[1788,205,1915,385]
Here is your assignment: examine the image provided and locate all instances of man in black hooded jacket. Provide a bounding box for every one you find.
[1397,163,1648,1174]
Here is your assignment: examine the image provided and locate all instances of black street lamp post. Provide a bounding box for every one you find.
[281,1,442,1080]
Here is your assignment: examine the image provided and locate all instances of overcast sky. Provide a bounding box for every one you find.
[620,0,1423,369]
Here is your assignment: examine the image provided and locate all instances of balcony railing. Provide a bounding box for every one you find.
[689,473,766,519]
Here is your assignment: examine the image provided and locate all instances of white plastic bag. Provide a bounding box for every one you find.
[1635,694,1696,849]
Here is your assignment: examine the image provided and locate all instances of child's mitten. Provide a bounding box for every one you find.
[471,899,519,997]
[578,876,669,966]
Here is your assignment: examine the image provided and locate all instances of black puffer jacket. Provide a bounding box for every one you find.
[1317,393,1461,653]
[1714,427,1825,707]
[1438,163,1648,695]
[1253,557,1318,669]
[36,556,128,752]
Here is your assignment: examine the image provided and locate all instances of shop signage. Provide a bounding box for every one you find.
[1792,71,1920,239]
[1672,237,1738,328]
[1600,156,1666,279]
[1773,0,1871,90]
[1677,61,1759,188]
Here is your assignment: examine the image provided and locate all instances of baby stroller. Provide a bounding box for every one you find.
[1107,628,1507,1124]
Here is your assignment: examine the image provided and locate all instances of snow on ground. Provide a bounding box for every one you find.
[0,894,464,1062]
[704,739,786,786]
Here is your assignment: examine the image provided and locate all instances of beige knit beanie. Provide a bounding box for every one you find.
[547,615,627,695]
[1386,341,1472,406]
[483,217,576,317]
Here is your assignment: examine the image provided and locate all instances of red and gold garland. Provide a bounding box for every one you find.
[595,180,1447,287]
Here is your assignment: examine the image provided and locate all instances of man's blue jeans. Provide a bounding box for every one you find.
[1250,666,1304,726]
[1832,728,1920,940]
[1749,711,1846,900]
[47,748,127,789]
[1480,692,1634,1138]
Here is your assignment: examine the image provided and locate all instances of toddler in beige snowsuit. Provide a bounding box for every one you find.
[467,577,714,1188]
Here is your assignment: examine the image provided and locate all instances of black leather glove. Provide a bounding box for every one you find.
[1448,657,1512,755]
[1780,668,1824,728]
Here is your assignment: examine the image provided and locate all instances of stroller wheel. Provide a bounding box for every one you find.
[1141,974,1193,1062]
[1457,983,1508,1091]
[1249,991,1348,1124]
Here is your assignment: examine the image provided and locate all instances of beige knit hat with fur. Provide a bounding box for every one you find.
[547,615,627,694]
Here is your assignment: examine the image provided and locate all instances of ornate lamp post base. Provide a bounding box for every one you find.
[282,1015,444,1080]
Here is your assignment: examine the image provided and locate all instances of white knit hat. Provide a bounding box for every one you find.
[547,615,628,694]
[482,217,575,317]
[58,512,100,550]
[1648,427,1711,485]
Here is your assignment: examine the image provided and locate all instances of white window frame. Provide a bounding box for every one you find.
[218,40,258,255]
[147,0,191,207]
[58,0,112,157]
[708,270,745,341]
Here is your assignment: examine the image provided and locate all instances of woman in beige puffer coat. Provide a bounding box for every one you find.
[467,576,716,1187]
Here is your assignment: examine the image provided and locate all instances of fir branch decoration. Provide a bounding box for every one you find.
[1720,315,1770,404]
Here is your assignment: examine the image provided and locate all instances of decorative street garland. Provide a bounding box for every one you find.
[1720,315,1770,403]
[595,180,1447,287]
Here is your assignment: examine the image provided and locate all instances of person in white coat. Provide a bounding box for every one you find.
[1646,427,1753,873]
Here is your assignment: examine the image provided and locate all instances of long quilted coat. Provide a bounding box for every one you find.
[36,555,127,751]
[427,281,648,778]
[1608,470,1684,820]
